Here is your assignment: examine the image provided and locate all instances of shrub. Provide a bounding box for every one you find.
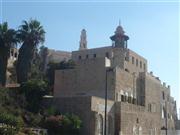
[43,114,82,135]
[0,113,24,134]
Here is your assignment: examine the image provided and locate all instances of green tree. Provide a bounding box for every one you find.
[27,46,49,81]
[39,45,48,73]
[29,48,42,79]
[16,19,45,84]
[0,22,18,86]
[20,79,47,113]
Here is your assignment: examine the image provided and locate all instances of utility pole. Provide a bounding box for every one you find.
[104,69,108,135]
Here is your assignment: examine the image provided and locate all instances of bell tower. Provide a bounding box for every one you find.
[79,29,87,50]
[110,23,129,48]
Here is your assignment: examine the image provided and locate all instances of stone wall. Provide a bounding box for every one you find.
[54,57,115,100]
[115,102,161,135]
[44,96,115,135]
[72,46,113,61]
[175,120,180,129]
[115,67,135,101]
[160,84,176,130]
[72,46,148,74]
[124,49,147,74]
[47,49,71,63]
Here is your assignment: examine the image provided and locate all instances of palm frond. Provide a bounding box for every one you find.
[17,19,45,46]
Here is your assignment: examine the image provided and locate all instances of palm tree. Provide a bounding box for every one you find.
[0,22,18,86]
[16,19,45,83]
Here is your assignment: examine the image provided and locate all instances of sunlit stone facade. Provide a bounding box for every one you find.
[52,25,177,135]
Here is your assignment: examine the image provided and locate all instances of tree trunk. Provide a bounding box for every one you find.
[0,48,9,86]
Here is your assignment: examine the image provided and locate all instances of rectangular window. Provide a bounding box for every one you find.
[148,104,152,112]
[140,61,142,68]
[128,97,131,103]
[125,57,128,61]
[78,55,81,60]
[93,54,96,58]
[162,92,165,100]
[132,57,134,64]
[136,59,138,67]
[144,63,146,70]
[121,95,124,102]
[105,52,109,58]
[86,54,89,59]
[14,53,17,58]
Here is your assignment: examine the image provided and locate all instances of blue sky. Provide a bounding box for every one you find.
[0,0,179,115]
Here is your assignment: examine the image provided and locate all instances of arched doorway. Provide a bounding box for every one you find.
[95,114,103,135]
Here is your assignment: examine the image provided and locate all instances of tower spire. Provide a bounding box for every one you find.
[110,22,129,48]
[79,29,87,50]
[119,19,121,26]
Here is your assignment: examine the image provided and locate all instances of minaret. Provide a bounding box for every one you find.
[79,29,87,50]
[110,23,129,48]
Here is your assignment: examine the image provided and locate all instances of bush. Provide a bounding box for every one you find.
[0,113,24,134]
[23,112,43,127]
[43,114,82,135]
[43,106,60,116]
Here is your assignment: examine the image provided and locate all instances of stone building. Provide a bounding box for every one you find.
[8,46,18,68]
[44,49,71,71]
[51,25,178,135]
[47,49,71,63]
[6,46,19,85]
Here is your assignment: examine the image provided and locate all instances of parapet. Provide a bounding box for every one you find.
[162,82,171,90]
[146,71,161,83]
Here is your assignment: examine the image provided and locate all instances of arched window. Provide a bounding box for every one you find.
[139,126,142,135]
[133,126,137,135]
[162,106,166,118]
[11,50,14,57]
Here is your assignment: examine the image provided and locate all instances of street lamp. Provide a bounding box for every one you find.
[104,57,114,135]
[165,101,168,135]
